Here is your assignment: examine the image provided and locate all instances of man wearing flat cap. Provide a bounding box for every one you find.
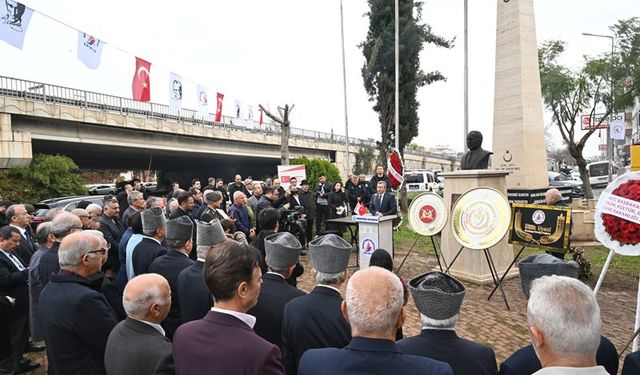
[499,254,618,375]
[397,272,497,375]
[281,234,352,375]
[248,232,305,348]
[177,219,227,324]
[131,208,168,276]
[148,216,195,339]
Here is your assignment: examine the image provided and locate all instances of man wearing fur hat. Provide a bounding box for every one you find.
[281,234,352,375]
[397,272,497,374]
[176,219,227,324]
[298,267,453,375]
[148,216,195,339]
[248,232,305,348]
[131,208,168,276]
[499,254,618,375]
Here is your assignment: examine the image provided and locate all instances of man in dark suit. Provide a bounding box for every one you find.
[397,272,497,375]
[369,181,397,216]
[0,226,40,374]
[99,196,125,275]
[176,219,227,324]
[6,205,36,265]
[105,273,174,375]
[148,216,194,339]
[36,213,82,288]
[39,231,118,375]
[298,267,452,375]
[169,192,197,260]
[248,232,305,348]
[282,234,352,375]
[313,174,332,235]
[622,351,640,375]
[132,208,168,276]
[121,190,145,229]
[498,254,618,375]
[173,240,284,375]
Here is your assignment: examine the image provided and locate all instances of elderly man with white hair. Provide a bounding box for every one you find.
[38,231,118,375]
[228,191,255,240]
[104,273,174,375]
[298,267,453,375]
[527,275,607,374]
[36,212,82,287]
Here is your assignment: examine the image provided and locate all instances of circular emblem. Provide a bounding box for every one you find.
[503,150,513,162]
[408,193,448,236]
[451,187,511,250]
[532,210,546,225]
[361,238,377,255]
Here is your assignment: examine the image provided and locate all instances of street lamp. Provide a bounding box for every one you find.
[582,32,615,184]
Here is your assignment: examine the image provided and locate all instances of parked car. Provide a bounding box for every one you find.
[404,170,441,193]
[548,171,584,198]
[587,161,616,188]
[31,195,106,231]
[89,184,116,195]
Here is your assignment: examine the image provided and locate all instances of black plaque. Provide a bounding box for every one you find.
[508,203,572,251]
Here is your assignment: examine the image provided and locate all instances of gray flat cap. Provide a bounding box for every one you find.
[518,254,579,299]
[197,218,226,246]
[141,207,166,233]
[265,232,301,269]
[205,191,222,203]
[409,272,466,320]
[166,216,193,241]
[309,234,351,274]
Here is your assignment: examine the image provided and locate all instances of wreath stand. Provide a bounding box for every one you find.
[444,245,511,310]
[396,233,447,274]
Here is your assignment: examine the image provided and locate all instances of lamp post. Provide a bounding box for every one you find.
[339,0,351,174]
[463,0,468,152]
[582,32,615,184]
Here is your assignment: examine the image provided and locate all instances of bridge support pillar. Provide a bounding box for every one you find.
[0,113,32,168]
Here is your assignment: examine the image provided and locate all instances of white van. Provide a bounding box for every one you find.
[587,161,616,188]
[404,170,440,192]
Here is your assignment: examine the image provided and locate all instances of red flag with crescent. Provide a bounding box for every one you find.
[132,57,151,102]
[215,92,224,122]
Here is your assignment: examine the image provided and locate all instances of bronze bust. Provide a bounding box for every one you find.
[460,131,493,170]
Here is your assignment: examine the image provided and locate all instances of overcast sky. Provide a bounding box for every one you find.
[1,0,638,157]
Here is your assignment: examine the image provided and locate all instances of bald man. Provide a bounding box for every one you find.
[298,267,453,375]
[105,273,174,375]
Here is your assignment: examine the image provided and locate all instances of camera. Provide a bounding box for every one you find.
[280,206,307,247]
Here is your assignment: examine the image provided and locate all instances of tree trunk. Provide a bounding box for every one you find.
[281,125,290,165]
[575,156,593,199]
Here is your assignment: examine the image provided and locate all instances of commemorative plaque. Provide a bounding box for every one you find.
[508,203,571,251]
[451,187,511,250]
[408,193,448,236]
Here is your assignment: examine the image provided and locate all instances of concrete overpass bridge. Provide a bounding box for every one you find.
[0,75,459,182]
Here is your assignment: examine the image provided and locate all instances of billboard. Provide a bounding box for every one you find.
[581,112,626,130]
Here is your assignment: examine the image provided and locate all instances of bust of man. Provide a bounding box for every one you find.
[460,131,493,170]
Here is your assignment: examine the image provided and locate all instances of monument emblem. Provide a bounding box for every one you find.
[408,193,447,237]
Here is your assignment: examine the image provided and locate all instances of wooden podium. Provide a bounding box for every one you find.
[353,215,397,269]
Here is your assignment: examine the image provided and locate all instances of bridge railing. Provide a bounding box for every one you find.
[0,75,378,148]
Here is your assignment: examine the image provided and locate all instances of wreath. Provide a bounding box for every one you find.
[387,150,404,191]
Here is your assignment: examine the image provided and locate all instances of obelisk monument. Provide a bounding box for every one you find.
[491,0,548,190]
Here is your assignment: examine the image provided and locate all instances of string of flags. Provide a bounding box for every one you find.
[0,1,266,125]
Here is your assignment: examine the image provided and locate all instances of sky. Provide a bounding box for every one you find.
[1,0,638,157]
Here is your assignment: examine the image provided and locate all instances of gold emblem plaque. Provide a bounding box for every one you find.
[451,187,511,250]
[408,193,448,236]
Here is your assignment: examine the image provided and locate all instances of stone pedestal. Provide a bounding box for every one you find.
[440,170,516,284]
[491,0,548,190]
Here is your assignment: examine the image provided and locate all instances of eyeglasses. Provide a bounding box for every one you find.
[87,245,109,256]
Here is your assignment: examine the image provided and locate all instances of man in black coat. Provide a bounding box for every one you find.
[132,208,168,276]
[368,165,391,195]
[105,274,174,375]
[0,226,39,374]
[6,205,36,265]
[169,192,197,260]
[176,219,227,323]
[99,197,125,275]
[369,181,397,216]
[622,351,640,375]
[282,234,352,375]
[36,213,82,288]
[148,216,194,339]
[313,174,332,235]
[298,180,316,244]
[39,231,118,375]
[248,232,305,348]
[397,272,497,375]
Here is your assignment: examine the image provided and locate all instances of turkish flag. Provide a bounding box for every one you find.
[215,92,224,122]
[132,57,151,102]
[259,107,263,126]
[354,202,368,216]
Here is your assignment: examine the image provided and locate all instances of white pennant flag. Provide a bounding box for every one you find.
[197,85,209,117]
[77,32,104,69]
[169,72,183,112]
[234,100,243,124]
[610,120,626,140]
[0,1,33,50]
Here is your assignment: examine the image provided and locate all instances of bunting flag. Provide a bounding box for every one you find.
[169,72,183,111]
[132,57,151,101]
[77,32,104,69]
[0,1,33,49]
[215,92,224,122]
[197,85,208,117]
[234,100,243,123]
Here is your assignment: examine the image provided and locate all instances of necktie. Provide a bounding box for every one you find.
[378,194,382,208]
[8,252,25,271]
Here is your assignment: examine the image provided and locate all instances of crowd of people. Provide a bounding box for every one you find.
[0,168,638,375]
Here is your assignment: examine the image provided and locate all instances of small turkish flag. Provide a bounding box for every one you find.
[132,57,151,102]
[354,202,368,216]
[215,92,224,122]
